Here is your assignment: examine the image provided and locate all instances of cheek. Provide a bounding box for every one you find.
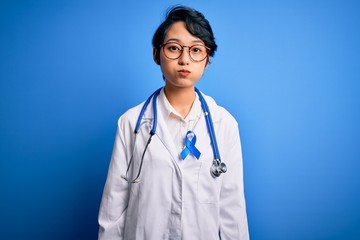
[159,56,174,72]
[159,50,170,65]
[198,62,208,74]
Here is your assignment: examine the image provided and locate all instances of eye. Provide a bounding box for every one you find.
[166,43,181,52]
[191,46,205,54]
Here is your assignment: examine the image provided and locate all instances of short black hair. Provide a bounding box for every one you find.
[152,5,218,63]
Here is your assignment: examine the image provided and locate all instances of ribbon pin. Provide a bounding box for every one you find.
[180,130,201,160]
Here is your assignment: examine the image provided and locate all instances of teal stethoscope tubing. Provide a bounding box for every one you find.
[122,87,226,183]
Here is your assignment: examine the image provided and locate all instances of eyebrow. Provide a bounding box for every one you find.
[165,38,204,45]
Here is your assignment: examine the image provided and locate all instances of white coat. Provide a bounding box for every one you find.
[98,90,249,239]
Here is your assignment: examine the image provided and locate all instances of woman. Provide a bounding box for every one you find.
[98,5,249,239]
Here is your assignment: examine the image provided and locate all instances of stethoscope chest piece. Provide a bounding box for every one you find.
[210,159,227,178]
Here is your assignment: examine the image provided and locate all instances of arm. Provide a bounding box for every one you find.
[219,121,249,240]
[98,118,131,239]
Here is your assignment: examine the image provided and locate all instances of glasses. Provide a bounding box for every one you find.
[160,42,210,62]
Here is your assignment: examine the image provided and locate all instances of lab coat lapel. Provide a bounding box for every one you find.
[142,102,180,165]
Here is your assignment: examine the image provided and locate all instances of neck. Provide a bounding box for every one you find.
[164,85,196,118]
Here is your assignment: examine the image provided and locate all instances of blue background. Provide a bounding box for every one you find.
[1,0,359,239]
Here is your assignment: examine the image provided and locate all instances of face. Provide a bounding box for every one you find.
[154,21,209,90]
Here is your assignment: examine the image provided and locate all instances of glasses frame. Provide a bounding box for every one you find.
[160,42,210,62]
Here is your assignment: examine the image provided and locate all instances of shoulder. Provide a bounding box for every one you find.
[201,92,238,127]
[116,101,145,130]
[201,92,242,149]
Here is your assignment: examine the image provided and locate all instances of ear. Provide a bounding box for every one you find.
[204,56,210,69]
[153,48,160,65]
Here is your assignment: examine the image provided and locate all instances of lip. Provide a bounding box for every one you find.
[178,69,191,77]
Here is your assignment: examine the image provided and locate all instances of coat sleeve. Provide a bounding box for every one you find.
[219,118,249,240]
[98,117,131,239]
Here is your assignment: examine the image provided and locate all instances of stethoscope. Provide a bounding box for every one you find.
[121,87,227,183]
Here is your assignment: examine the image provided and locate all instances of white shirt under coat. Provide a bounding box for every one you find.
[98,88,249,239]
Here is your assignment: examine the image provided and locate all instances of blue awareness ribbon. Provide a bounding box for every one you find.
[180,130,201,160]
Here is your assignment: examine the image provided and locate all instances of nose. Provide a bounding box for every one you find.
[178,47,191,65]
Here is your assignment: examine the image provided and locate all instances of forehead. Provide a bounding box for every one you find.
[164,21,203,44]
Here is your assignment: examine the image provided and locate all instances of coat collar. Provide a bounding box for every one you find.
[141,88,221,124]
